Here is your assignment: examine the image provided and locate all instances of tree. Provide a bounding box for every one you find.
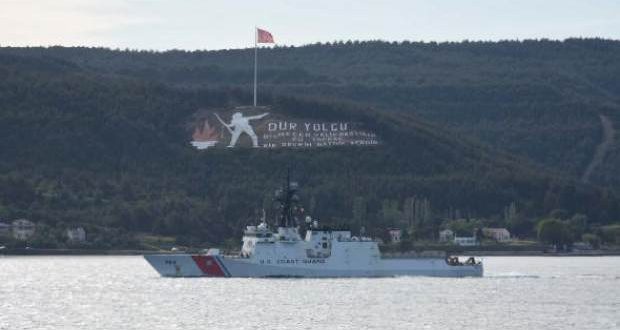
[567,213,588,241]
[507,214,535,238]
[598,225,620,245]
[581,233,600,249]
[379,199,401,228]
[403,197,415,227]
[537,218,572,247]
[549,209,569,220]
[352,196,367,230]
[446,218,482,237]
[503,201,517,222]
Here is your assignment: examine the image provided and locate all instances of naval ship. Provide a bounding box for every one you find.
[145,175,483,278]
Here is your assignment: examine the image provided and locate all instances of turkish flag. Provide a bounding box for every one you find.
[257,28,274,44]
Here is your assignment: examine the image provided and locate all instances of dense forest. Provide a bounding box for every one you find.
[0,39,619,249]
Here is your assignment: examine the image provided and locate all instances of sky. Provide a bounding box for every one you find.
[1,0,619,51]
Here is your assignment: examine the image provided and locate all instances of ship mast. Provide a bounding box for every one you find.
[276,168,299,228]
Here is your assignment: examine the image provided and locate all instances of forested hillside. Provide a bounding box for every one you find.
[1,40,619,248]
[4,39,620,187]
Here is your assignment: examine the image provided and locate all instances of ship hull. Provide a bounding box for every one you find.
[144,254,483,278]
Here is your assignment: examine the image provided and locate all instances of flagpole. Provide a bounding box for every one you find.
[253,27,258,107]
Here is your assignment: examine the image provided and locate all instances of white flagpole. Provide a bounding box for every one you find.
[253,27,258,107]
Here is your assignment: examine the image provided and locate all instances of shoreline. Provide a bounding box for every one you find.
[0,248,161,256]
[2,248,620,257]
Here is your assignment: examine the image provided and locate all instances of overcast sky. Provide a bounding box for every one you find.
[1,0,619,50]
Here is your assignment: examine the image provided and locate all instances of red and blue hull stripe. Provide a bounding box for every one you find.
[191,255,231,277]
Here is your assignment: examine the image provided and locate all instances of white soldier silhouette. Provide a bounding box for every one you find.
[218,112,269,147]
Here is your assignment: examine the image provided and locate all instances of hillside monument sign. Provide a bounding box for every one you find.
[189,107,380,150]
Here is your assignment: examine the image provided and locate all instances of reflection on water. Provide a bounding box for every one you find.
[1,256,619,330]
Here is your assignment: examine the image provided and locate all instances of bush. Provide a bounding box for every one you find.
[598,225,620,245]
[581,233,601,249]
[398,239,413,252]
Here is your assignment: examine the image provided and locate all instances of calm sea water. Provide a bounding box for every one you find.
[1,256,619,330]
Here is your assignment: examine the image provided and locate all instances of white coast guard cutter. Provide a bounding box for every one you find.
[144,176,483,278]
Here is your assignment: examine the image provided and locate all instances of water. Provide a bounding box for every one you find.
[1,256,619,330]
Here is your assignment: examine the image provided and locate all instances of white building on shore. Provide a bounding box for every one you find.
[439,229,454,242]
[12,219,35,241]
[454,236,478,246]
[388,228,402,244]
[483,228,511,242]
[67,227,86,243]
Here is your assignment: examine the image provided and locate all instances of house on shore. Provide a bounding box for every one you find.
[439,229,454,242]
[67,227,86,243]
[12,219,35,241]
[482,228,511,242]
[388,228,402,244]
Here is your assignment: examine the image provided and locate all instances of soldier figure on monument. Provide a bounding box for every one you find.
[217,112,269,147]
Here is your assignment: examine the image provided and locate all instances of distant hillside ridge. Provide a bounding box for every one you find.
[4,39,619,188]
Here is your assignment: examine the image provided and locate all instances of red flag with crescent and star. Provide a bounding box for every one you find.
[257,28,274,44]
